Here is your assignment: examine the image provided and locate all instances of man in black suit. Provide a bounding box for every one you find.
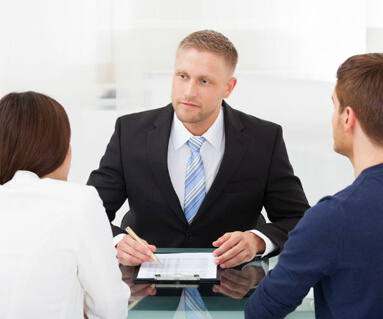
[88,30,309,269]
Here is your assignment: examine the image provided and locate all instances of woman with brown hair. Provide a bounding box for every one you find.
[0,92,130,319]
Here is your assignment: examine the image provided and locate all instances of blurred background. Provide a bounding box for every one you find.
[1,0,382,221]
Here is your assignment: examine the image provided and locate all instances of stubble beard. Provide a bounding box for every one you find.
[173,100,204,124]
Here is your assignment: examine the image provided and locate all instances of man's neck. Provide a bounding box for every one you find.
[350,140,383,178]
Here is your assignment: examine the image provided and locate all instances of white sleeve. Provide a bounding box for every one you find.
[75,187,130,319]
[113,233,126,247]
[248,230,278,258]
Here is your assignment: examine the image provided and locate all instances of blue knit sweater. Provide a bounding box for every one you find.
[245,163,383,319]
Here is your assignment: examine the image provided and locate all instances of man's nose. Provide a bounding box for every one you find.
[185,81,197,98]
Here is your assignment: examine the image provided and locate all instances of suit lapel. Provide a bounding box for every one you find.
[196,101,248,219]
[147,104,187,224]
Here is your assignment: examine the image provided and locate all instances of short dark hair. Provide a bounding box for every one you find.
[0,91,71,184]
[178,30,238,74]
[336,53,383,145]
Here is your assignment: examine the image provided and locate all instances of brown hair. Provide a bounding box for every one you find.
[0,91,71,184]
[336,53,383,145]
[178,30,238,75]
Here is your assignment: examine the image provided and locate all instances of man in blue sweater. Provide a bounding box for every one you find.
[245,53,383,319]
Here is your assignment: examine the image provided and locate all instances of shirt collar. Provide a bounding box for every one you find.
[171,106,224,151]
[3,170,40,187]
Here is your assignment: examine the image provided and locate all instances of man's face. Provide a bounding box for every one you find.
[171,48,236,135]
[331,89,347,156]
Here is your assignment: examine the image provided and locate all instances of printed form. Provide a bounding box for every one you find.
[137,252,218,280]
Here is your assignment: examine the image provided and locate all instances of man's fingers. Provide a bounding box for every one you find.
[125,235,153,255]
[117,250,147,266]
[213,232,262,268]
[116,235,156,266]
[212,232,239,257]
[219,249,249,268]
[212,232,232,248]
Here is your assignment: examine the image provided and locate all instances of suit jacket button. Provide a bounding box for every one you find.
[186,232,192,239]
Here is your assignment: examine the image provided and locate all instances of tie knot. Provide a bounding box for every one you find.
[188,136,205,153]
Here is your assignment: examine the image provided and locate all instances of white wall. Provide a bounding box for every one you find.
[1,0,382,218]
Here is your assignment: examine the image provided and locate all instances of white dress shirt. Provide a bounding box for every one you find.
[167,108,276,257]
[168,108,225,203]
[0,171,130,319]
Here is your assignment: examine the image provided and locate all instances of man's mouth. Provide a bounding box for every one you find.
[180,102,199,108]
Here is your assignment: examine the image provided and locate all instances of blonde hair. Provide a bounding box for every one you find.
[178,30,238,75]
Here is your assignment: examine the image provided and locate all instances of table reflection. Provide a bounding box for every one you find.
[120,259,267,313]
[119,252,314,319]
[213,264,265,299]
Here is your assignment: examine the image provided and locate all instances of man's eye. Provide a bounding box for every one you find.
[202,80,208,84]
[180,75,186,79]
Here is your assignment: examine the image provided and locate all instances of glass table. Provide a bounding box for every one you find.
[121,248,315,319]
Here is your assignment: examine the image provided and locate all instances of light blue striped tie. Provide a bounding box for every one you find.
[184,136,206,223]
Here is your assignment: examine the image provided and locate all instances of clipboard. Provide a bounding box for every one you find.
[131,252,221,285]
[131,265,222,284]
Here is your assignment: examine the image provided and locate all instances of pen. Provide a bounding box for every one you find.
[125,226,163,267]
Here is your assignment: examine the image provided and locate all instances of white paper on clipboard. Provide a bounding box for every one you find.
[137,252,217,280]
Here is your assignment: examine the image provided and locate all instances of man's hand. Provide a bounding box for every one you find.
[116,234,157,266]
[212,231,266,268]
[212,265,265,299]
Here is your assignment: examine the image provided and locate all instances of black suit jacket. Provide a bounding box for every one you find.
[88,101,309,255]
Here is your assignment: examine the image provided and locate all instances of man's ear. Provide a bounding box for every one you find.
[344,106,357,131]
[223,77,237,99]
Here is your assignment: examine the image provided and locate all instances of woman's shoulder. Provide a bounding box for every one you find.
[41,178,102,209]
[2,171,103,215]
[50,177,98,194]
